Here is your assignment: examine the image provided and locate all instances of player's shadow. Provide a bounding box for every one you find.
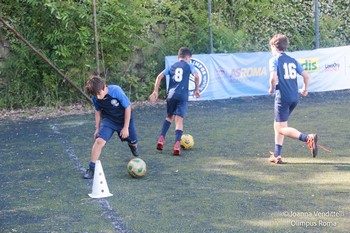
[282,161,350,171]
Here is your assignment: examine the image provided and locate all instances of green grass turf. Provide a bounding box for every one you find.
[1,91,350,232]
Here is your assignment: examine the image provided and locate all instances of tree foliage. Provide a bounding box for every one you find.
[0,0,349,109]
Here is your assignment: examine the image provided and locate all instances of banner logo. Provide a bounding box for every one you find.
[189,58,210,95]
[231,67,267,80]
[297,58,319,72]
[324,62,340,72]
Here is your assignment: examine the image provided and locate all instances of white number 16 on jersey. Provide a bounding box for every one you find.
[283,63,297,79]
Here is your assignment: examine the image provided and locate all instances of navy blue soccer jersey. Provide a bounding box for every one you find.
[162,60,196,101]
[92,85,131,124]
[269,53,304,103]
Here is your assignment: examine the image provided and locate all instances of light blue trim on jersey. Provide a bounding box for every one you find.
[162,67,170,76]
[296,61,303,74]
[92,85,131,110]
[269,53,304,74]
[188,62,196,74]
[107,85,131,108]
[162,61,197,75]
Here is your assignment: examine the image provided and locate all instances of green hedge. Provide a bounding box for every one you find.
[0,0,349,109]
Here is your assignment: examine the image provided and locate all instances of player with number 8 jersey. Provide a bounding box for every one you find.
[167,59,194,100]
[149,47,200,155]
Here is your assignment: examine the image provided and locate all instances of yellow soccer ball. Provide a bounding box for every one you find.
[127,158,147,178]
[180,134,194,150]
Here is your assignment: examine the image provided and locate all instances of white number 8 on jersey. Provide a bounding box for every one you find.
[174,68,183,82]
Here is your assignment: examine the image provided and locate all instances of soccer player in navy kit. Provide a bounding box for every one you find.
[268,34,318,164]
[83,76,139,179]
[149,47,200,155]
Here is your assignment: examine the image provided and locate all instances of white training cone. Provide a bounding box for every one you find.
[88,160,113,198]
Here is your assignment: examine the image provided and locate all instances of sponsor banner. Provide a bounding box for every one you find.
[165,46,350,101]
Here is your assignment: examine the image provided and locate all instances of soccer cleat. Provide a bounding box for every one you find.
[128,144,140,157]
[269,155,282,164]
[306,134,318,158]
[173,141,181,156]
[156,136,164,151]
[83,168,94,179]
[269,152,282,164]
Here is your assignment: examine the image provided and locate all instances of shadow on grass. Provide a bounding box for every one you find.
[1,90,350,232]
[283,162,350,166]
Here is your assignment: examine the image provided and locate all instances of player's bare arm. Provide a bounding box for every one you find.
[193,72,201,98]
[94,110,102,139]
[300,70,310,97]
[149,73,165,102]
[120,106,131,139]
[269,71,277,95]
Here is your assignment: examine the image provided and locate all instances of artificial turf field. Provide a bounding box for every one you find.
[1,91,350,233]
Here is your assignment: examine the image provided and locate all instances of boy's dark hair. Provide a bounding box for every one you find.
[269,34,288,52]
[178,47,192,58]
[85,75,106,96]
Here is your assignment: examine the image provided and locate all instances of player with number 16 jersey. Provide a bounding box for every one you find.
[149,47,200,155]
[268,34,318,164]
[270,52,304,103]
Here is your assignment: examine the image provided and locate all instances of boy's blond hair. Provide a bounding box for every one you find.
[85,76,106,96]
[269,34,289,52]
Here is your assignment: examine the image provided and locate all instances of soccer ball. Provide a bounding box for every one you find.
[127,158,147,178]
[180,134,194,150]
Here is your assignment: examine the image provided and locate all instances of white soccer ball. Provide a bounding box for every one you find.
[127,158,147,178]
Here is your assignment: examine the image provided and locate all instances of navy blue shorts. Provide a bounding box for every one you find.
[167,98,188,118]
[97,118,138,144]
[274,101,298,122]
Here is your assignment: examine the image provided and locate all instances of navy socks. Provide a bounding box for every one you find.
[89,161,96,170]
[299,133,308,142]
[274,133,308,157]
[160,119,182,143]
[175,130,183,142]
[274,144,282,157]
[160,120,171,137]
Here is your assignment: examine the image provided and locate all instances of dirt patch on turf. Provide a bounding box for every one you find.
[0,104,93,121]
[0,100,167,121]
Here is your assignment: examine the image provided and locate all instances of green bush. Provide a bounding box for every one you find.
[0,0,349,109]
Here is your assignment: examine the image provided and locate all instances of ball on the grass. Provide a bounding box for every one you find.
[180,134,194,149]
[127,158,146,178]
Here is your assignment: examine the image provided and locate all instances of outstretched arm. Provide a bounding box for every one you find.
[149,72,165,102]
